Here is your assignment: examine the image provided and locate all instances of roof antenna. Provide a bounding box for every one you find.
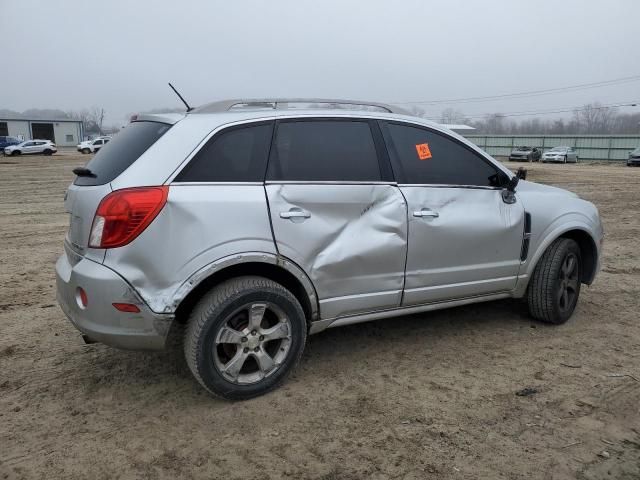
[168,82,193,112]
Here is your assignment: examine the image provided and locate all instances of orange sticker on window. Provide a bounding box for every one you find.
[415,143,432,160]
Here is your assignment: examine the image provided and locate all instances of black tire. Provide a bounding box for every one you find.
[11,150,21,156]
[184,276,307,400]
[527,238,581,324]
[43,149,52,156]
[82,148,90,154]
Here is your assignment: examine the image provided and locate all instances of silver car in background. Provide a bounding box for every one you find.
[55,99,603,400]
[542,146,579,163]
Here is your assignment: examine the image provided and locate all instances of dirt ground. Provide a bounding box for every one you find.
[1,151,639,479]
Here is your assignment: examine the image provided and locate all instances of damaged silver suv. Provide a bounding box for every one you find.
[56,99,603,399]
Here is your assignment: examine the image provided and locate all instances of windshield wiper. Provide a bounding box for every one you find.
[72,167,97,178]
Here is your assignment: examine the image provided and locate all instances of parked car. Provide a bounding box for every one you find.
[4,139,57,156]
[509,146,541,162]
[77,136,111,154]
[0,136,22,152]
[56,98,603,400]
[542,146,578,163]
[627,147,640,166]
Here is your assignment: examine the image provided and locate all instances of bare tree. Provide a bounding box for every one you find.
[572,102,618,133]
[439,108,468,125]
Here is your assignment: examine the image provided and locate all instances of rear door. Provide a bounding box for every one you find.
[380,121,525,305]
[265,118,407,319]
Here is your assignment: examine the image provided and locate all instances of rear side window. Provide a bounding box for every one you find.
[382,122,506,187]
[266,120,381,182]
[74,121,171,186]
[175,122,273,182]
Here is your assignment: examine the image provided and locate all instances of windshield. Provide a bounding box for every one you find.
[549,147,568,153]
[516,146,531,151]
[632,147,640,156]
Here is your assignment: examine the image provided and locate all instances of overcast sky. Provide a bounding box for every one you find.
[1,0,639,125]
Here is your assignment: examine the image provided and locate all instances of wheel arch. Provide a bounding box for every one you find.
[173,252,319,328]
[524,224,599,289]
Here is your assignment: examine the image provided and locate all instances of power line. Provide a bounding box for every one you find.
[392,74,640,105]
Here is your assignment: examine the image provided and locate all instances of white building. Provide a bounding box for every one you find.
[0,118,84,146]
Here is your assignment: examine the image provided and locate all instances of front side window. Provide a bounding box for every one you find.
[382,122,506,187]
[175,121,273,182]
[266,120,381,182]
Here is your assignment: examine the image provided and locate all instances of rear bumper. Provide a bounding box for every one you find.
[55,252,173,350]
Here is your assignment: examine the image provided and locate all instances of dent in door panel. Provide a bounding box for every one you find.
[266,184,407,318]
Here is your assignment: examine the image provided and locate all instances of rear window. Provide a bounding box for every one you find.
[74,121,171,186]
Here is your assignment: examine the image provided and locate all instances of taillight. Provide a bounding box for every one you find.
[89,186,169,248]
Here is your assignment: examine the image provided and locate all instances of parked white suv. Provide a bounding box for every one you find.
[56,98,603,400]
[77,137,111,154]
[4,139,57,156]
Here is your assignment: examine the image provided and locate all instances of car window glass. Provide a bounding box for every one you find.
[75,121,171,186]
[175,122,273,182]
[382,122,505,187]
[267,120,381,182]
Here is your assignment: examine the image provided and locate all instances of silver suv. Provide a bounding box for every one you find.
[56,99,603,400]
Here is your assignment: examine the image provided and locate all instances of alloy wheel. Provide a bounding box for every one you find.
[213,302,292,385]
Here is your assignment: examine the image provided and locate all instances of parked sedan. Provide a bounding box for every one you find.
[627,147,640,166]
[4,140,57,156]
[509,146,541,162]
[542,146,578,163]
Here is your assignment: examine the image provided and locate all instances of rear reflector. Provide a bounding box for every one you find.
[76,287,88,308]
[89,186,169,248]
[112,303,141,313]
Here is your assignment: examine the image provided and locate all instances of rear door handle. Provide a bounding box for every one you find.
[413,208,439,218]
[280,208,311,220]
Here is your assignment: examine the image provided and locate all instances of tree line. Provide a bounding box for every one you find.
[408,103,640,135]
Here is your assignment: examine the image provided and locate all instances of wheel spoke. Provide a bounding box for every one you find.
[565,256,576,277]
[248,303,266,331]
[254,348,276,374]
[221,350,249,380]
[561,289,569,309]
[216,326,244,344]
[567,278,579,292]
[261,322,290,342]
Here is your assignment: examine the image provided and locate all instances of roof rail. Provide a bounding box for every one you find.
[191,98,411,115]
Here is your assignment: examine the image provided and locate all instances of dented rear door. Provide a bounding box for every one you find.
[265,118,407,319]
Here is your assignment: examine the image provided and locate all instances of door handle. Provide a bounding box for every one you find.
[413,208,439,218]
[280,209,311,220]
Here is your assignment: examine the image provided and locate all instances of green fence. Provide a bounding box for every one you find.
[464,135,640,161]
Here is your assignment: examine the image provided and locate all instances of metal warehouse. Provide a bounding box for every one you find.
[0,118,84,147]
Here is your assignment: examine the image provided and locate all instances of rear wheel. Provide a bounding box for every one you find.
[527,238,581,324]
[82,148,90,154]
[184,276,307,400]
[43,149,53,156]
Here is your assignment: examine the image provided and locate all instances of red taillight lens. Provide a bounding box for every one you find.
[89,186,169,248]
[112,303,141,313]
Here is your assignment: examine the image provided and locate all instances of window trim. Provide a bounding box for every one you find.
[265,117,393,184]
[172,119,275,184]
[379,120,508,188]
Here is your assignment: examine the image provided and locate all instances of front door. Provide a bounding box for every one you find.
[265,118,407,319]
[380,121,525,305]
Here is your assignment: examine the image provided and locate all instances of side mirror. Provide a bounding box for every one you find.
[501,170,523,204]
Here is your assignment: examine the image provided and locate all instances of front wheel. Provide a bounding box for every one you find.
[527,238,581,324]
[11,150,21,156]
[184,276,307,400]
[82,148,90,154]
